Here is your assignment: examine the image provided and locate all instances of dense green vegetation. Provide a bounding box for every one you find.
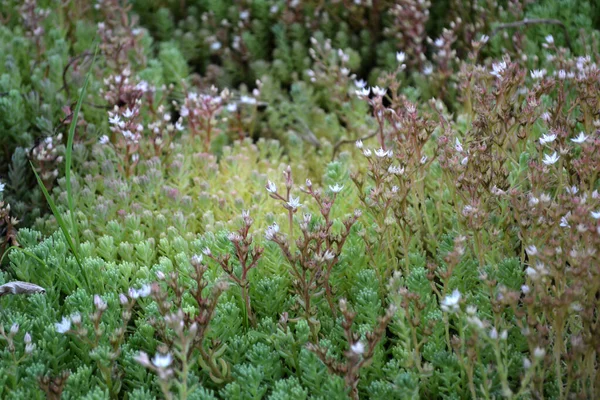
[1,0,600,398]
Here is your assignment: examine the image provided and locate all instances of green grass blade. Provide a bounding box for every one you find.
[65,45,98,250]
[31,163,90,291]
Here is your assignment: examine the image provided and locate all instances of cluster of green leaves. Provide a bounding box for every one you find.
[1,0,600,399]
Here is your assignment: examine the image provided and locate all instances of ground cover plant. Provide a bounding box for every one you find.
[1,0,600,399]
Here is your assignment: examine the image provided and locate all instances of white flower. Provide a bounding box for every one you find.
[94,295,107,311]
[323,250,335,261]
[226,103,238,113]
[287,196,302,210]
[202,247,212,256]
[558,70,567,80]
[480,34,489,44]
[351,341,365,354]
[560,213,571,228]
[521,285,530,294]
[152,353,173,368]
[571,132,589,143]
[362,148,372,157]
[355,87,370,97]
[533,347,546,359]
[99,135,110,145]
[329,184,344,193]
[420,155,428,164]
[375,148,391,158]
[491,61,507,78]
[388,165,404,175]
[455,138,463,152]
[265,223,280,240]
[530,69,546,80]
[542,152,559,165]
[423,65,434,75]
[545,35,554,44]
[440,289,461,313]
[434,37,445,47]
[461,156,469,166]
[175,121,184,131]
[266,180,277,193]
[355,139,363,149]
[525,245,538,256]
[55,317,71,334]
[354,79,367,88]
[240,95,257,105]
[191,254,203,264]
[0,181,5,193]
[122,108,134,118]
[131,284,152,298]
[396,51,406,64]
[541,112,551,122]
[539,133,556,145]
[108,114,121,125]
[210,41,222,51]
[371,86,386,97]
[489,328,498,340]
[591,211,600,219]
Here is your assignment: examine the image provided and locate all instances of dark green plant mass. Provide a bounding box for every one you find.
[1,0,600,399]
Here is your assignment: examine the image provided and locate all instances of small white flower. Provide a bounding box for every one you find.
[530,69,546,80]
[541,112,551,122]
[533,347,546,359]
[354,79,367,88]
[480,34,489,43]
[99,135,110,145]
[565,185,578,195]
[521,285,530,294]
[226,103,238,113]
[591,211,600,219]
[542,152,559,165]
[122,108,134,118]
[202,247,212,256]
[152,353,173,368]
[423,65,434,75]
[55,317,71,334]
[489,328,498,340]
[539,133,557,145]
[191,254,203,264]
[371,86,386,97]
[329,184,344,193]
[434,37,445,47]
[210,41,222,51]
[351,341,365,354]
[396,51,406,64]
[240,95,257,105]
[175,121,184,131]
[266,180,277,193]
[455,138,463,152]
[323,250,335,261]
[108,114,121,125]
[571,132,589,143]
[362,148,372,157]
[545,35,554,44]
[355,139,363,149]
[0,182,6,193]
[461,156,469,166]
[560,213,571,228]
[523,358,532,369]
[558,70,567,80]
[388,165,404,175]
[440,289,461,313]
[375,148,390,158]
[491,61,507,78]
[94,295,107,311]
[420,155,428,164]
[355,87,370,97]
[525,245,538,256]
[264,223,280,240]
[287,196,302,210]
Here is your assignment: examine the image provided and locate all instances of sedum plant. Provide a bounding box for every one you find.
[1,0,600,399]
